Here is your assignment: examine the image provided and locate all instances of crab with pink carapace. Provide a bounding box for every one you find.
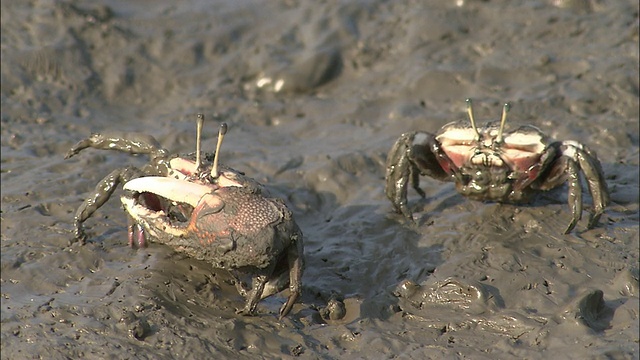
[385,99,609,234]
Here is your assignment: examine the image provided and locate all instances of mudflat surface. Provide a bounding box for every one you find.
[1,0,638,359]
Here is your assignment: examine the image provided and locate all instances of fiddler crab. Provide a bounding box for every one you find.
[385,99,609,234]
[65,115,304,318]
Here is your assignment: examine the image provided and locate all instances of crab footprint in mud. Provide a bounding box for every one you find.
[393,277,614,337]
[393,277,504,316]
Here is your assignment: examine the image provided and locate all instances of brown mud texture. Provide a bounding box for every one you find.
[1,0,638,359]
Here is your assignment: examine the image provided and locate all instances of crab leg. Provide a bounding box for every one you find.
[237,271,273,316]
[385,132,415,218]
[385,131,454,219]
[541,142,609,233]
[536,150,585,234]
[72,166,144,243]
[410,164,426,198]
[564,159,583,234]
[279,230,304,319]
[571,145,609,229]
[65,132,168,160]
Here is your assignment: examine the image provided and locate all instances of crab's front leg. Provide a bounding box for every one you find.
[65,132,169,161]
[385,132,424,218]
[538,141,609,233]
[384,131,451,219]
[72,166,145,243]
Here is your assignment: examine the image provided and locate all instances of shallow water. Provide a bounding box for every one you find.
[1,0,639,358]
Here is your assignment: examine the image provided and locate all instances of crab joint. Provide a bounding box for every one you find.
[195,114,204,175]
[211,122,228,179]
[495,102,511,144]
[465,98,480,140]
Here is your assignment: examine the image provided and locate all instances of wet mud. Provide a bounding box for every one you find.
[1,0,639,358]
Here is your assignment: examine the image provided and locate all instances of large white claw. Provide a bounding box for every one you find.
[124,177,213,207]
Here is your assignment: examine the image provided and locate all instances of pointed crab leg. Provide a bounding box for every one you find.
[124,177,214,207]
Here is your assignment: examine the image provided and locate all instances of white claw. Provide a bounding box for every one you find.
[124,177,212,207]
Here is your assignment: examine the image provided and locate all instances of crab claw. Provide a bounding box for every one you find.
[124,177,216,207]
[121,177,224,238]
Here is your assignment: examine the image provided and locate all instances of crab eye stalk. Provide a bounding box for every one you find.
[211,122,228,179]
[195,113,204,175]
[495,102,510,144]
[465,98,481,140]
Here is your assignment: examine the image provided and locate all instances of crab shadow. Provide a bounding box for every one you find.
[80,174,609,327]
[324,182,608,323]
[409,177,605,235]
[277,185,447,322]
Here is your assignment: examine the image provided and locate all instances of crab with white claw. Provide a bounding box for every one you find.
[385,99,609,234]
[65,115,304,318]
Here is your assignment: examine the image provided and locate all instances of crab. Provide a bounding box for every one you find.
[385,99,609,234]
[65,115,304,318]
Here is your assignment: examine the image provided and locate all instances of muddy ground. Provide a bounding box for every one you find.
[1,0,639,359]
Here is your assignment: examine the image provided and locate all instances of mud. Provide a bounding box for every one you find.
[1,0,638,359]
